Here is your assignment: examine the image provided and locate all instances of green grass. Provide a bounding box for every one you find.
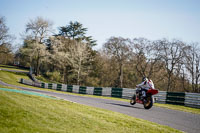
[0,70,29,85]
[154,103,200,114]
[0,67,199,115]
[35,75,52,83]
[0,89,181,133]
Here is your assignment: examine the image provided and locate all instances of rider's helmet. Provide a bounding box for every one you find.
[142,77,147,82]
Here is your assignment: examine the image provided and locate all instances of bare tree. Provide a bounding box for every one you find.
[69,41,91,85]
[0,16,14,64]
[26,16,53,43]
[183,43,200,92]
[156,39,185,91]
[132,38,162,79]
[103,37,131,88]
[0,16,11,45]
[19,17,53,75]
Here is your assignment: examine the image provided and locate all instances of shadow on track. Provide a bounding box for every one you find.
[106,102,143,109]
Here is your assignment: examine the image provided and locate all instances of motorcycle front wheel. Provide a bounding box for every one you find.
[130,94,136,105]
[143,96,153,109]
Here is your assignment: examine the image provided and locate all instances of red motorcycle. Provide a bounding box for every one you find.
[130,88,158,109]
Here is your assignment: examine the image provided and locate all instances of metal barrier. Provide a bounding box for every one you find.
[166,92,185,105]
[154,91,167,104]
[20,78,41,88]
[20,78,200,109]
[185,93,200,108]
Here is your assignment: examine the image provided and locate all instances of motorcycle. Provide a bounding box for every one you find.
[130,88,158,109]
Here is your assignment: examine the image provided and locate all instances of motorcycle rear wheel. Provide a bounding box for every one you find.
[130,94,136,105]
[143,96,153,109]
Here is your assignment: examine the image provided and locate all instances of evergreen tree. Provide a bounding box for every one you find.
[58,21,96,47]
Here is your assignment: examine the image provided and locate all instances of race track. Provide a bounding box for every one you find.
[0,80,200,133]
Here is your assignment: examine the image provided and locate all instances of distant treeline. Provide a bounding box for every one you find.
[0,16,199,93]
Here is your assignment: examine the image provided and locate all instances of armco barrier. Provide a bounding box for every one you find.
[20,78,41,88]
[61,84,67,91]
[79,86,87,94]
[185,93,200,108]
[67,85,73,92]
[52,83,57,90]
[122,88,135,99]
[86,87,94,95]
[102,87,112,97]
[72,85,79,93]
[93,87,102,96]
[48,83,52,89]
[111,88,123,98]
[20,78,200,108]
[166,92,185,105]
[41,83,45,88]
[154,91,167,104]
[57,84,62,91]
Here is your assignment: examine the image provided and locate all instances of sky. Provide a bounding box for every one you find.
[0,0,200,50]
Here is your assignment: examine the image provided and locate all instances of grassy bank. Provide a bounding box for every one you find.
[0,89,181,133]
[0,70,29,85]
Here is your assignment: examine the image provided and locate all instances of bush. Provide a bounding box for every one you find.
[46,71,61,82]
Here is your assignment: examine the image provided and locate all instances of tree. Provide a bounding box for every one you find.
[59,21,96,47]
[0,16,14,64]
[19,17,53,75]
[48,36,72,83]
[25,16,53,43]
[19,39,47,75]
[49,36,92,85]
[156,39,185,91]
[0,43,13,64]
[0,16,12,45]
[132,38,162,79]
[103,37,131,88]
[68,41,91,85]
[183,43,200,92]
[96,50,123,87]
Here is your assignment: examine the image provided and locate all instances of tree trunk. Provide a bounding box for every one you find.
[77,66,81,85]
[167,74,171,92]
[119,63,123,88]
[63,67,67,83]
[36,56,40,76]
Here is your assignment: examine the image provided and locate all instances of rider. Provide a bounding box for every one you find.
[136,77,155,99]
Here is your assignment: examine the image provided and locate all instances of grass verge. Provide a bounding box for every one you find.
[0,89,181,133]
[0,70,29,85]
[154,103,200,114]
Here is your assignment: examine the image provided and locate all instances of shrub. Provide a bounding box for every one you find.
[46,71,61,82]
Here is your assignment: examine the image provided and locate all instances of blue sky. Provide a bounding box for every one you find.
[0,0,200,49]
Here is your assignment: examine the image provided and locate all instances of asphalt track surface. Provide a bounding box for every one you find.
[0,80,200,133]
[0,68,29,73]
